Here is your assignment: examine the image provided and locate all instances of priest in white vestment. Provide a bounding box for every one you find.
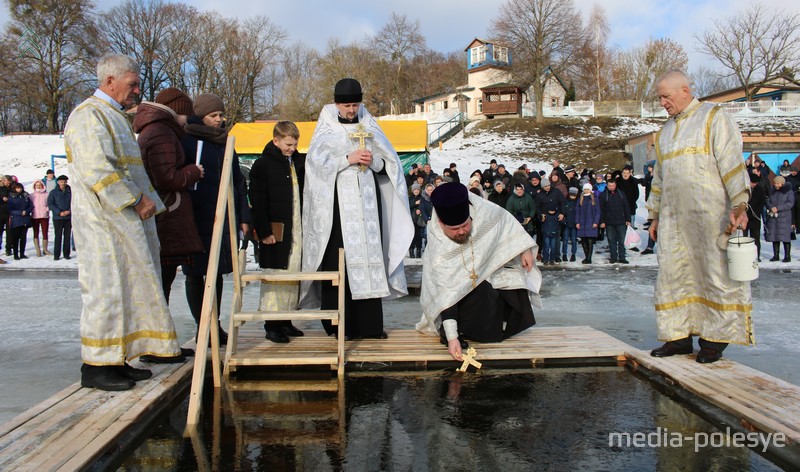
[417,183,542,361]
[648,70,752,364]
[65,55,184,391]
[300,78,413,339]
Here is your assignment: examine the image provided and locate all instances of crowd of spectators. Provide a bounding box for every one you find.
[0,172,72,264]
[405,156,800,265]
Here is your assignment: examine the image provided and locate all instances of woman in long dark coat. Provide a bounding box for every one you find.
[135,89,204,300]
[575,183,601,264]
[181,94,251,343]
[765,176,795,262]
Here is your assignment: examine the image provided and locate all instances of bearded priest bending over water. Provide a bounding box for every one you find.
[417,183,542,361]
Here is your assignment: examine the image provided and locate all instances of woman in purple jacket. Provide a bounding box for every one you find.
[575,183,601,264]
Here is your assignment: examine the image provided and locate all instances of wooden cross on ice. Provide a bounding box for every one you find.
[457,347,482,372]
[349,123,372,172]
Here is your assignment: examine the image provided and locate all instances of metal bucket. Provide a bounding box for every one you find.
[727,236,759,281]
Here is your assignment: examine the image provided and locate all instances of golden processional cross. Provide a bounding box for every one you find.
[348,123,372,172]
[457,347,482,372]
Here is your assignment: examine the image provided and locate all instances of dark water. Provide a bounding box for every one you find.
[118,368,782,471]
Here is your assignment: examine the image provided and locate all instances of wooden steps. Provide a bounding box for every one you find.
[241,271,339,283]
[224,249,346,378]
[232,310,340,322]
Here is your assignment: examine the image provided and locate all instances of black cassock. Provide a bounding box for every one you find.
[439,281,535,342]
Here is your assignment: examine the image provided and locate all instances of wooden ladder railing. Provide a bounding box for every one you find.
[223,248,346,377]
[184,135,346,436]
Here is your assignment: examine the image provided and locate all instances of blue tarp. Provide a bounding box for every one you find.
[743,152,798,172]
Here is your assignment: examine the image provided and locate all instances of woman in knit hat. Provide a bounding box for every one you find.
[134,87,205,314]
[765,175,795,262]
[180,93,251,344]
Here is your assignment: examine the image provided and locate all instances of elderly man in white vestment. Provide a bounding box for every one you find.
[417,183,541,361]
[300,78,413,340]
[648,70,752,364]
[64,55,186,391]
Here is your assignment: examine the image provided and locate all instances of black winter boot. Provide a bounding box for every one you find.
[770,242,780,262]
[783,242,791,262]
[586,239,594,264]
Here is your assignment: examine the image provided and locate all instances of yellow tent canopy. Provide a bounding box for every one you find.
[229,120,428,155]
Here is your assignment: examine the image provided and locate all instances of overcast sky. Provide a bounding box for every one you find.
[2,0,800,71]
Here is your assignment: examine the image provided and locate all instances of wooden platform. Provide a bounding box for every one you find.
[2,327,800,470]
[227,326,631,371]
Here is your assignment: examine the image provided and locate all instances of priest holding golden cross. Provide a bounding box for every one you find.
[349,124,372,172]
[301,78,414,340]
[416,183,542,361]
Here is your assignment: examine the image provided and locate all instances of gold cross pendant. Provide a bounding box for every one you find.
[469,270,479,289]
[457,347,482,372]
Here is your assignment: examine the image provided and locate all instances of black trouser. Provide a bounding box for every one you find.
[8,225,27,257]
[53,219,71,259]
[744,217,761,259]
[410,225,423,257]
[185,273,224,326]
[670,336,728,353]
[161,264,180,303]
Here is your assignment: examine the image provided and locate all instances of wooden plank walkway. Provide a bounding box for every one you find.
[2,327,800,470]
[627,348,800,456]
[0,361,194,472]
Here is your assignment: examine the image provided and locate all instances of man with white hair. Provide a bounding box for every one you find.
[648,69,751,364]
[64,54,187,391]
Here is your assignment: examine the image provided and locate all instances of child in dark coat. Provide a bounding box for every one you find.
[248,121,306,343]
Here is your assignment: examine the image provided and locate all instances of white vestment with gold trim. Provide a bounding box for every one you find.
[646,99,753,345]
[65,93,181,365]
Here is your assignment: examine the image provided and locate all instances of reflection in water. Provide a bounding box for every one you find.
[118,368,780,471]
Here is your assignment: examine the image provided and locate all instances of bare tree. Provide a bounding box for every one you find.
[374,12,427,114]
[696,3,800,101]
[317,38,385,114]
[99,0,199,102]
[492,0,583,122]
[609,38,687,101]
[185,12,227,95]
[273,41,326,121]
[578,4,611,101]
[690,65,737,98]
[238,16,287,121]
[7,0,99,132]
